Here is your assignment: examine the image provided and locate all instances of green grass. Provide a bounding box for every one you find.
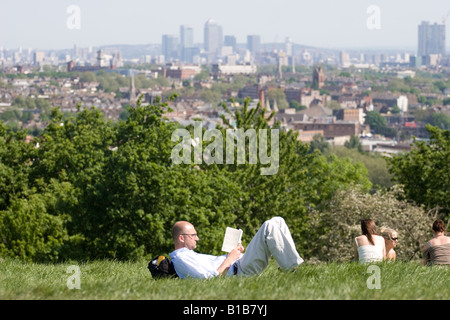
[0,258,448,300]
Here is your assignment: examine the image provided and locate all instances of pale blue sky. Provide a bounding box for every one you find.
[0,0,448,50]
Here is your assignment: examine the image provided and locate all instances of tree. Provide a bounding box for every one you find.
[391,105,401,114]
[365,111,397,138]
[388,125,450,219]
[344,135,363,152]
[266,88,288,109]
[0,124,68,262]
[309,134,330,154]
[429,113,450,130]
[331,146,393,190]
[289,100,306,111]
[365,110,387,133]
[213,99,372,253]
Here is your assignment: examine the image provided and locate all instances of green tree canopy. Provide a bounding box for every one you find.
[0,96,373,262]
[388,125,450,219]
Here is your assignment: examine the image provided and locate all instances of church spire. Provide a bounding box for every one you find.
[129,75,136,104]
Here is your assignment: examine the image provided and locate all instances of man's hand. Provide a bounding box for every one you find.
[228,244,244,259]
[217,244,244,276]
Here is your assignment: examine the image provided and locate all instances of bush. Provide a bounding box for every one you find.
[0,193,67,262]
[306,185,436,262]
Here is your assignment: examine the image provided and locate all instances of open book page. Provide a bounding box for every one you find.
[221,227,243,252]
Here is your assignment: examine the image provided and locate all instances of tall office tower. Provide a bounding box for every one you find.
[204,19,223,62]
[180,25,194,49]
[340,51,350,67]
[285,37,293,56]
[180,25,195,62]
[418,21,446,56]
[162,34,179,62]
[224,35,237,53]
[33,51,45,66]
[247,35,261,56]
[73,44,79,60]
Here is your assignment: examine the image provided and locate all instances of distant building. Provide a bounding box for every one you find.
[333,108,365,125]
[418,21,445,60]
[129,76,136,104]
[224,35,237,53]
[238,84,262,100]
[204,19,223,62]
[285,37,293,57]
[312,66,325,89]
[340,51,350,68]
[33,51,45,66]
[166,65,201,80]
[284,88,327,108]
[292,120,362,140]
[212,64,257,78]
[180,25,194,49]
[247,35,261,58]
[180,25,196,62]
[162,34,179,62]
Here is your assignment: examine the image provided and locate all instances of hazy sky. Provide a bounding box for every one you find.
[0,0,449,51]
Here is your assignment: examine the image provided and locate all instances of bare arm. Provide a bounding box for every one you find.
[217,244,244,276]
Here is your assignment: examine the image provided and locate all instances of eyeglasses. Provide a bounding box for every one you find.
[391,237,398,241]
[182,233,198,239]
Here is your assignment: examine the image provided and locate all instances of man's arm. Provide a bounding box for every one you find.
[217,244,244,276]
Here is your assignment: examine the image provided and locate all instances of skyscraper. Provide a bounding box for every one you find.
[285,37,293,57]
[162,34,179,62]
[204,19,223,62]
[224,35,237,53]
[247,35,261,55]
[180,25,194,49]
[180,25,197,62]
[418,21,446,56]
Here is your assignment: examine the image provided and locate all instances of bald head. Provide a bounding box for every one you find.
[172,221,198,250]
[172,221,192,241]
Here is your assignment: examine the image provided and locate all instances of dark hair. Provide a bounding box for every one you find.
[432,220,446,233]
[361,219,378,245]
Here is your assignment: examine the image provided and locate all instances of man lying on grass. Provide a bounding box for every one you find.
[169,217,304,279]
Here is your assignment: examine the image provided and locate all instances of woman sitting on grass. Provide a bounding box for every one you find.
[353,219,386,263]
[422,219,450,266]
[380,227,398,261]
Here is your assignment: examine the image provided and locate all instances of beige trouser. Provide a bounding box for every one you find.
[236,216,304,276]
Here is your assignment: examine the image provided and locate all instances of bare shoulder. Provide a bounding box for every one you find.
[355,235,368,246]
[374,235,385,245]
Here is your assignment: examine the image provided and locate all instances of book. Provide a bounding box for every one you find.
[221,227,243,252]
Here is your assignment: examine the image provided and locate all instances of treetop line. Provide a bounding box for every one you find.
[171,121,279,175]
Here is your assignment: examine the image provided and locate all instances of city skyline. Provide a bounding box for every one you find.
[0,0,449,52]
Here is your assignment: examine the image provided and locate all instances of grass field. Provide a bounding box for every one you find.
[0,257,448,300]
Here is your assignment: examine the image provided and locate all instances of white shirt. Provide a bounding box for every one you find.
[357,245,384,263]
[169,247,236,279]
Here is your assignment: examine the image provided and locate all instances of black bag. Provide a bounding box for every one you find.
[148,255,178,279]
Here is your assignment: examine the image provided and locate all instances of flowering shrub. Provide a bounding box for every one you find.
[306,185,437,262]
